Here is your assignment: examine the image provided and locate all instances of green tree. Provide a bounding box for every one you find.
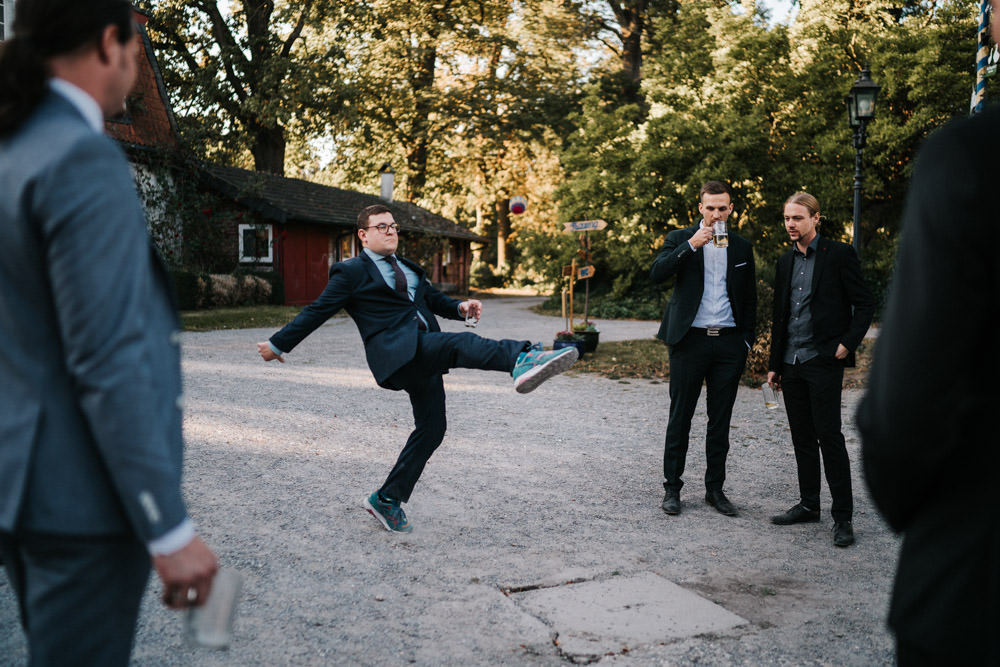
[555,0,987,305]
[322,0,587,284]
[141,0,343,175]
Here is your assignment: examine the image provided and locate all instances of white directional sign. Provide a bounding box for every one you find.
[563,219,608,232]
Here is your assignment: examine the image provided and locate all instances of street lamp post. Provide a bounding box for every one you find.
[844,66,881,259]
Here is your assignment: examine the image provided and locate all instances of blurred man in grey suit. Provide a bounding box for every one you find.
[0,1,217,663]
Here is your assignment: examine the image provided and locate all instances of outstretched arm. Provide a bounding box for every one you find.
[265,266,353,357]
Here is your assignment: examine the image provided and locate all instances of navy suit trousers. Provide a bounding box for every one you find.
[0,531,150,667]
[380,332,528,502]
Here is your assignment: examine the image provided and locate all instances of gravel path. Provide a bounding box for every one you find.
[0,297,897,665]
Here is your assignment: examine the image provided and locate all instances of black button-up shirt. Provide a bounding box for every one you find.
[784,235,820,365]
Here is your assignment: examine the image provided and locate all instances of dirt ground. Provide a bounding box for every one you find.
[0,298,897,665]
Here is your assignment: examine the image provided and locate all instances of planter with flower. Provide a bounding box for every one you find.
[553,330,586,358]
[572,320,600,353]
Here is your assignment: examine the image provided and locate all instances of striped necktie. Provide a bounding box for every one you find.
[384,255,408,297]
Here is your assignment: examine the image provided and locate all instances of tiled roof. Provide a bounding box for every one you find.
[201,162,487,242]
[104,13,179,149]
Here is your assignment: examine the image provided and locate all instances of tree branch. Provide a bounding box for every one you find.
[280,0,314,58]
[196,0,251,103]
[152,22,202,76]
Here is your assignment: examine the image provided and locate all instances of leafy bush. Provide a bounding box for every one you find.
[746,279,775,378]
[589,295,665,321]
[170,268,203,310]
[257,271,285,305]
[171,270,280,310]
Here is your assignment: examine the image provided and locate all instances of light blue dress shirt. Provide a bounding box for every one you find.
[690,222,736,329]
[364,247,420,300]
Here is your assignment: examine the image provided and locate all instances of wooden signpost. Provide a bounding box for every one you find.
[560,220,608,330]
[563,220,609,232]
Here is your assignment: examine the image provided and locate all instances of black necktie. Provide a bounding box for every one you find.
[384,255,408,297]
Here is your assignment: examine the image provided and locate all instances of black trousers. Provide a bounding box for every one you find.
[895,637,987,666]
[781,356,854,521]
[0,530,150,667]
[380,331,528,502]
[663,330,747,493]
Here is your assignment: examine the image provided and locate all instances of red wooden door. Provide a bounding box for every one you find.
[282,226,330,305]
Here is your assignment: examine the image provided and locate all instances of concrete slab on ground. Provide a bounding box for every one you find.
[511,572,748,661]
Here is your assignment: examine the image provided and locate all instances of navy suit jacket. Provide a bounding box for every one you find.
[769,236,874,369]
[270,252,464,387]
[0,91,188,542]
[650,224,757,347]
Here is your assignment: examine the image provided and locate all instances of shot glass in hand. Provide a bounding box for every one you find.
[186,568,243,650]
[464,310,479,328]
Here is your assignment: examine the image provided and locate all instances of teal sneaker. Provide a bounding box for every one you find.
[512,343,579,394]
[364,491,413,533]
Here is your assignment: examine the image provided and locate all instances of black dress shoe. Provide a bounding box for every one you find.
[661,490,681,515]
[705,490,737,516]
[771,504,821,525]
[833,521,855,547]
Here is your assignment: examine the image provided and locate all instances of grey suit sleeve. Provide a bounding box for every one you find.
[36,134,188,543]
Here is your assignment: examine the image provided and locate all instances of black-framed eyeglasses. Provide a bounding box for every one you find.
[365,223,400,234]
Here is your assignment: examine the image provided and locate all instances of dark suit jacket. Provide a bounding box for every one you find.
[650,224,757,347]
[271,252,464,387]
[769,236,874,370]
[857,106,1000,663]
[0,91,188,541]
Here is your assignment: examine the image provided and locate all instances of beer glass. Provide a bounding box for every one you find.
[761,381,779,410]
[713,219,729,248]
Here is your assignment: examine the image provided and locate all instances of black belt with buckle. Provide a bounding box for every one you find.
[691,327,739,337]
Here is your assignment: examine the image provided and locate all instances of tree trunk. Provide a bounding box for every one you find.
[609,0,647,83]
[250,122,286,176]
[406,139,429,200]
[473,203,485,264]
[620,8,643,82]
[495,198,510,271]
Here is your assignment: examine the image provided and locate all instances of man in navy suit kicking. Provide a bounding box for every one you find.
[258,204,578,532]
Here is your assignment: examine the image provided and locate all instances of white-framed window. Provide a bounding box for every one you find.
[1,0,14,40]
[239,223,273,263]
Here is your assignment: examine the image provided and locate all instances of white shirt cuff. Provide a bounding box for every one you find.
[148,518,196,556]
